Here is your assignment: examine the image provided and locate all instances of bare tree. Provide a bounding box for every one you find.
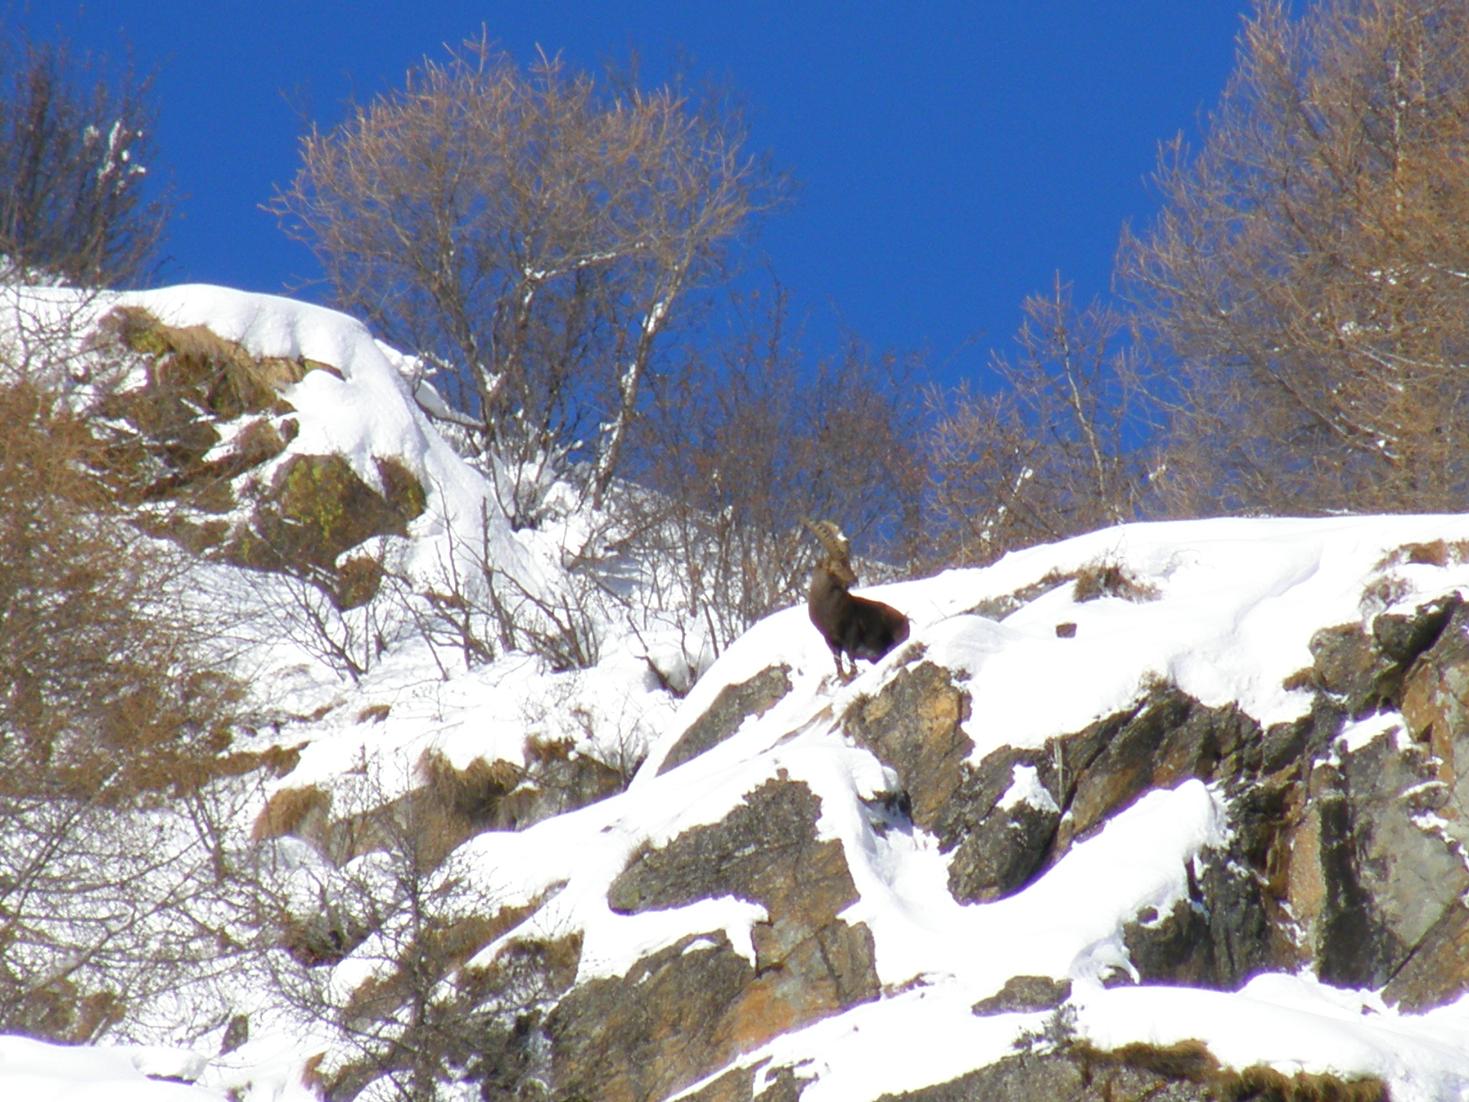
[249,757,518,1102]
[270,32,780,519]
[1119,0,1469,514]
[630,287,926,648]
[0,23,167,286]
[926,277,1151,566]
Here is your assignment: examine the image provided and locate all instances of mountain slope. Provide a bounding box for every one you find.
[4,283,1469,1101]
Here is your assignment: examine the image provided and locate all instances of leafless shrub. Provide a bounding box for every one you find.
[247,756,517,1101]
[1071,557,1160,603]
[0,23,168,286]
[627,288,926,650]
[925,276,1152,567]
[378,496,604,676]
[520,685,652,796]
[245,553,398,686]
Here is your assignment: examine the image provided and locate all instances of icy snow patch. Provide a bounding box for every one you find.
[998,763,1060,814]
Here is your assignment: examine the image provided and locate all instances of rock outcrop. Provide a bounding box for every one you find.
[437,583,1469,1100]
[550,778,879,1102]
[97,305,427,606]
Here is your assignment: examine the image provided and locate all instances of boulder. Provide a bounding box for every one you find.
[659,666,793,774]
[971,975,1071,1016]
[1285,725,1469,988]
[551,777,878,1101]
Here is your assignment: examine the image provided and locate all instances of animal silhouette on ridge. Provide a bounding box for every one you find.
[802,518,910,681]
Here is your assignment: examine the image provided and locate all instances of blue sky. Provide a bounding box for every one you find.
[31,2,1250,379]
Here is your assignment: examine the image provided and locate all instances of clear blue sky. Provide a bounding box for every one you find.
[29,1,1250,380]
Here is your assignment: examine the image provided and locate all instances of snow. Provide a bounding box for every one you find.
[0,1036,223,1101]
[997,763,1061,814]
[8,280,1469,1100]
[1076,975,1469,1102]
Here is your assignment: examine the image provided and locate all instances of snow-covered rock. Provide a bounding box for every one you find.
[7,283,1469,1102]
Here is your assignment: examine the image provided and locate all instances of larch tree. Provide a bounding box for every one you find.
[1120,0,1469,514]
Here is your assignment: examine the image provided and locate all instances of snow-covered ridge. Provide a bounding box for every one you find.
[7,282,1469,1101]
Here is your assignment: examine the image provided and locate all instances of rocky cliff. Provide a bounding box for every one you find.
[405,521,1469,1102]
[9,283,1469,1102]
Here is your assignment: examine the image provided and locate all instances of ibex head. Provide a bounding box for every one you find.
[801,517,858,587]
[800,517,909,681]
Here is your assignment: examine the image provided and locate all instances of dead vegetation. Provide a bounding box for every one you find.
[1071,1038,1387,1102]
[1070,557,1160,604]
[1376,539,1469,571]
[969,558,1160,622]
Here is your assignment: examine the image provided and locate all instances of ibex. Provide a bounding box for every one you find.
[802,518,910,681]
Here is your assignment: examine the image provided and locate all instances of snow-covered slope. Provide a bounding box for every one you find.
[7,284,1469,1101]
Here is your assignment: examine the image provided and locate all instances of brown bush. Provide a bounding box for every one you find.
[0,342,245,1039]
[0,370,241,802]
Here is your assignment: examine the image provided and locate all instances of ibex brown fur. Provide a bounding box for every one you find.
[802,519,910,681]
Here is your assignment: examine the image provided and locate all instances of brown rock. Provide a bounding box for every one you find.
[1056,688,1260,853]
[971,975,1071,1016]
[844,661,973,829]
[1385,898,1469,1011]
[558,778,878,1099]
[1401,599,1469,838]
[1307,596,1459,718]
[549,934,753,1102]
[844,662,1065,902]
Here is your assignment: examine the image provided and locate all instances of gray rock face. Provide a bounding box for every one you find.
[1386,900,1469,1011]
[453,591,1469,1100]
[871,1052,1218,1102]
[1303,729,1468,988]
[658,665,793,774]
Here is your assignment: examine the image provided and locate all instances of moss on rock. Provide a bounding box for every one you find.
[232,453,409,576]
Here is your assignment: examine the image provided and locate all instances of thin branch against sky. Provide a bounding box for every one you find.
[25,2,1249,384]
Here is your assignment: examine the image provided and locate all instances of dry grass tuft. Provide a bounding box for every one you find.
[1071,1038,1387,1101]
[1071,557,1160,603]
[253,785,331,843]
